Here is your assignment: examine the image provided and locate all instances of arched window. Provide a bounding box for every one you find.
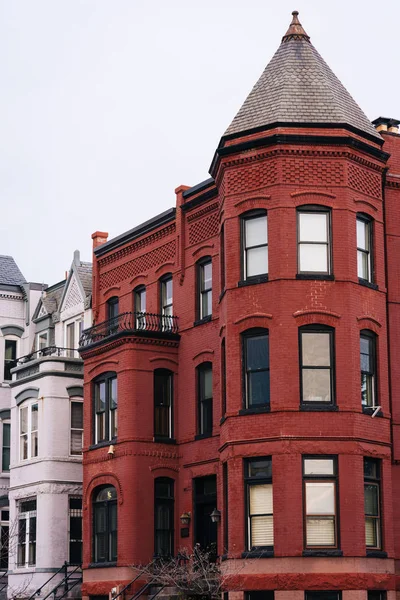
[360,330,377,408]
[196,257,212,321]
[299,324,335,406]
[357,214,374,283]
[154,478,174,557]
[242,329,270,409]
[93,485,117,563]
[154,369,173,440]
[197,363,213,437]
[297,206,331,275]
[93,373,117,444]
[240,210,268,281]
[134,285,146,330]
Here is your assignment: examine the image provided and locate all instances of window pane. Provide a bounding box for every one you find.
[246,335,269,370]
[251,515,273,546]
[245,216,267,247]
[247,246,268,277]
[302,369,331,402]
[306,516,335,546]
[201,290,212,317]
[299,213,327,242]
[306,482,335,514]
[364,458,379,479]
[302,333,330,366]
[71,430,83,455]
[365,517,379,547]
[357,219,367,249]
[304,459,334,476]
[20,408,28,435]
[364,484,379,516]
[96,382,106,412]
[31,404,38,430]
[250,484,273,514]
[202,368,212,399]
[299,244,328,272]
[5,340,17,361]
[358,250,369,279]
[248,459,272,479]
[202,262,212,289]
[71,403,83,429]
[110,378,117,410]
[248,370,270,406]
[31,431,38,457]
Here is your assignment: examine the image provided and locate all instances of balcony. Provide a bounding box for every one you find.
[79,311,180,350]
[12,346,83,383]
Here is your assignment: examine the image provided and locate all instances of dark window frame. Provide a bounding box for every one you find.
[4,339,17,381]
[297,206,332,276]
[197,362,213,437]
[360,330,377,409]
[305,593,342,600]
[240,210,268,282]
[302,455,339,550]
[364,457,382,551]
[197,257,213,321]
[154,369,174,440]
[242,328,270,410]
[244,457,273,552]
[92,372,117,445]
[221,339,226,418]
[92,485,117,564]
[133,285,146,329]
[2,422,10,472]
[106,297,119,320]
[299,324,335,408]
[154,477,174,557]
[69,496,82,565]
[223,462,228,554]
[357,213,374,284]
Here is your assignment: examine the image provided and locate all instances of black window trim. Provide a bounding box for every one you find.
[360,329,378,411]
[302,455,339,552]
[364,457,382,552]
[154,368,174,441]
[242,328,270,410]
[357,212,374,285]
[92,372,117,446]
[240,209,268,283]
[92,485,117,564]
[154,477,175,557]
[244,456,273,553]
[297,205,332,276]
[196,256,213,322]
[299,324,336,409]
[196,362,213,438]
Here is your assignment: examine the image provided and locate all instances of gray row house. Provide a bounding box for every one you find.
[0,251,91,599]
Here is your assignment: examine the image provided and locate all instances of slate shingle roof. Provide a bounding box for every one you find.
[225,12,381,141]
[0,255,26,286]
[76,262,92,299]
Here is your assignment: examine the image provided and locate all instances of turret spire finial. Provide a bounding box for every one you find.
[282,10,310,42]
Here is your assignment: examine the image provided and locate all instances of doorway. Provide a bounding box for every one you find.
[194,475,217,555]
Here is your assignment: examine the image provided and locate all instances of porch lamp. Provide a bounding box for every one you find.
[210,508,221,524]
[180,512,191,526]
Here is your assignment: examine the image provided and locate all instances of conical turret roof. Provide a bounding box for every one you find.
[224,11,381,140]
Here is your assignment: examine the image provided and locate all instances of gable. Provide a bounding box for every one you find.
[60,273,84,313]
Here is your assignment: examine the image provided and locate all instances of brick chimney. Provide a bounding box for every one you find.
[372,116,400,134]
[91,231,108,251]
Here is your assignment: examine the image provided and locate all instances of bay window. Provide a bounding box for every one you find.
[364,457,381,550]
[357,215,373,283]
[298,207,331,275]
[245,458,273,550]
[360,330,377,408]
[17,499,36,567]
[241,211,268,280]
[93,373,117,444]
[19,403,38,460]
[197,363,213,437]
[300,325,334,406]
[303,456,338,548]
[154,369,173,440]
[197,258,212,320]
[93,486,117,563]
[242,329,270,409]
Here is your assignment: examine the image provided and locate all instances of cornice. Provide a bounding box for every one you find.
[186,202,219,222]
[79,334,180,359]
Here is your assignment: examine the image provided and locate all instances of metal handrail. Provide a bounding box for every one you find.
[110,564,153,600]
[26,562,81,600]
[128,582,165,600]
[55,573,82,600]
[17,347,80,366]
[79,311,179,347]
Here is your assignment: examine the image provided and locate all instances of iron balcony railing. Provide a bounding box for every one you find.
[17,346,80,366]
[79,311,179,348]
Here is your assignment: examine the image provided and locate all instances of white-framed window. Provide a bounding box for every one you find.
[35,331,48,351]
[17,499,36,567]
[357,215,373,282]
[298,208,331,274]
[64,318,83,357]
[19,403,38,461]
[70,400,83,455]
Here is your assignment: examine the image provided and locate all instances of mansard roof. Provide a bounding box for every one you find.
[224,11,381,141]
[0,255,26,287]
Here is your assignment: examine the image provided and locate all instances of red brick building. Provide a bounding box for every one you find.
[79,12,400,600]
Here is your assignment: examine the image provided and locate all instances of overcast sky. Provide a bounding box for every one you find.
[1,0,398,284]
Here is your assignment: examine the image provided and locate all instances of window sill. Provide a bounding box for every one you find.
[366,550,387,558]
[242,549,274,559]
[302,549,343,557]
[89,438,117,451]
[300,404,338,412]
[238,275,268,287]
[239,405,270,416]
[358,278,378,290]
[362,406,383,417]
[296,274,334,281]
[153,436,176,445]
[194,433,213,441]
[88,562,117,569]
[193,315,212,327]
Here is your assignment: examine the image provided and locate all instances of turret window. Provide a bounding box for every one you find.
[241,212,268,280]
[299,325,335,406]
[357,215,373,283]
[298,208,331,275]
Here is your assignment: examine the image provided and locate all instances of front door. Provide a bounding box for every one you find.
[194,476,217,555]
